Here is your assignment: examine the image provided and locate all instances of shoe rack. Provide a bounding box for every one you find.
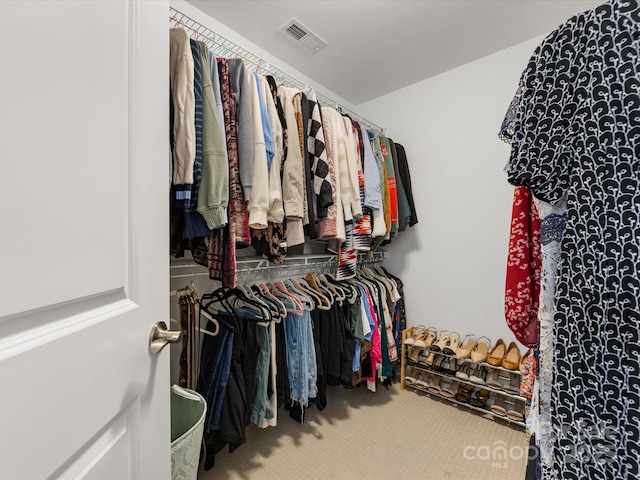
[400,327,527,428]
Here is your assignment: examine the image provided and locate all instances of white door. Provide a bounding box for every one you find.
[0,1,171,478]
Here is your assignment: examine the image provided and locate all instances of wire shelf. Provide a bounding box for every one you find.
[169,7,384,134]
[170,250,388,282]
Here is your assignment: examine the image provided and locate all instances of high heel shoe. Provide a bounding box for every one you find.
[407,346,421,364]
[404,367,418,386]
[445,357,457,375]
[502,342,521,370]
[469,365,487,384]
[430,331,450,352]
[442,332,460,355]
[470,336,491,363]
[503,372,521,394]
[421,351,435,369]
[403,325,426,346]
[427,376,442,395]
[455,334,477,359]
[519,348,532,375]
[506,398,526,422]
[414,327,438,349]
[469,388,490,409]
[455,361,472,380]
[487,339,507,366]
[490,394,507,416]
[454,383,474,403]
[414,372,431,389]
[440,380,459,398]
[432,354,446,372]
[486,369,502,389]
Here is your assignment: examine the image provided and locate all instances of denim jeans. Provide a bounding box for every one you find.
[283,308,317,406]
[250,324,275,426]
[198,319,234,433]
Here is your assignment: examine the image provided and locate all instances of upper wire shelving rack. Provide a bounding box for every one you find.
[169,6,384,134]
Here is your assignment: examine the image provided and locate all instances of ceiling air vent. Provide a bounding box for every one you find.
[279,18,327,53]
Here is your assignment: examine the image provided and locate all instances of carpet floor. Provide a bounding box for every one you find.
[202,382,529,480]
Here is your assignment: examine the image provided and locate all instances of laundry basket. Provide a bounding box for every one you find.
[171,385,206,480]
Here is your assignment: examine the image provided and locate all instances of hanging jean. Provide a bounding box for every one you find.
[250,324,275,426]
[283,308,317,407]
[198,318,234,433]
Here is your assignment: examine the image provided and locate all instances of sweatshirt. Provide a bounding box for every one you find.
[169,28,195,193]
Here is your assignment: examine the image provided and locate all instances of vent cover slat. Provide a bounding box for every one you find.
[279,18,327,53]
[286,23,307,40]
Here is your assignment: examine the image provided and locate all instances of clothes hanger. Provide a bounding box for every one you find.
[315,273,344,303]
[198,288,238,332]
[230,287,272,325]
[305,274,335,306]
[272,281,304,314]
[326,274,357,303]
[249,284,281,319]
[283,279,314,310]
[201,286,271,326]
[295,278,330,310]
[298,277,331,309]
[290,278,319,307]
[257,283,287,318]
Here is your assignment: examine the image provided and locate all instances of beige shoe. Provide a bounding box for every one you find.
[430,330,450,352]
[470,336,491,363]
[501,342,521,370]
[519,348,532,374]
[414,327,438,349]
[442,332,460,355]
[403,325,426,346]
[487,339,507,366]
[456,334,478,359]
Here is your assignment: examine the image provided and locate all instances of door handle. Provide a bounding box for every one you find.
[149,321,182,354]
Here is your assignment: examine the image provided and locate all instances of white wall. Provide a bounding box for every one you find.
[357,36,546,347]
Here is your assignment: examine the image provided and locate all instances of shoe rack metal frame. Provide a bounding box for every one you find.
[400,327,527,428]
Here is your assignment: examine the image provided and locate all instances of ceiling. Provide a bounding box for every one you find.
[185,0,604,105]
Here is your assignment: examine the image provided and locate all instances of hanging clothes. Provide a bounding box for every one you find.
[304,89,333,219]
[317,106,340,241]
[183,39,209,238]
[169,28,195,206]
[226,58,254,204]
[501,1,640,477]
[193,42,228,230]
[208,58,249,287]
[393,143,418,227]
[504,186,541,348]
[278,85,306,248]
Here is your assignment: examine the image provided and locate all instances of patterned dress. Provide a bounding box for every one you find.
[502,1,640,478]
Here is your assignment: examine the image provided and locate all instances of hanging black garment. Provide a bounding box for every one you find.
[311,308,327,411]
[241,318,260,420]
[326,302,344,386]
[394,143,418,227]
[339,300,355,388]
[501,2,640,477]
[275,319,290,408]
[205,314,247,469]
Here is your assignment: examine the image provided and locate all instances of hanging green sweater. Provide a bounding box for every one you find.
[196,41,228,230]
